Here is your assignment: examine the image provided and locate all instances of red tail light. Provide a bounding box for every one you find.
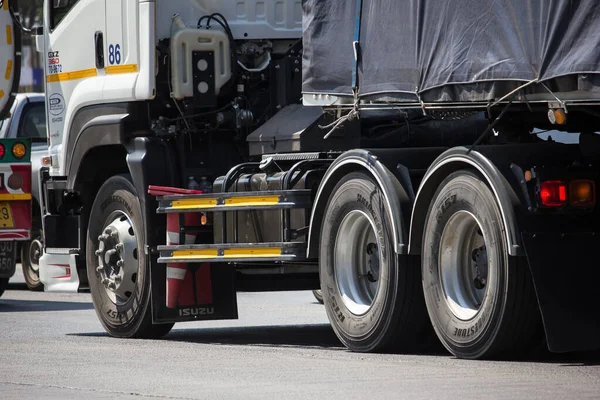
[539,180,567,207]
[0,144,6,159]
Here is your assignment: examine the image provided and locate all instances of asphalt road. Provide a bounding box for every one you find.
[1,269,600,400]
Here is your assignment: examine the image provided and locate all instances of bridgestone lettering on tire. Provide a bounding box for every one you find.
[320,172,428,352]
[422,170,540,359]
[86,175,173,338]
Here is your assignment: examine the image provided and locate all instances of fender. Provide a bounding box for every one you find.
[408,146,522,256]
[64,103,179,248]
[125,137,180,248]
[65,102,151,188]
[306,149,411,258]
[66,113,128,188]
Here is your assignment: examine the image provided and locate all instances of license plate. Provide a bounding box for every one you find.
[0,202,14,228]
[0,241,16,278]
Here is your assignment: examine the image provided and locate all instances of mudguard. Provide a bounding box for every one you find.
[408,146,522,256]
[523,232,600,353]
[306,149,412,258]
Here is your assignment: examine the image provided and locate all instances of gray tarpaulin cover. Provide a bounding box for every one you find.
[302,0,600,102]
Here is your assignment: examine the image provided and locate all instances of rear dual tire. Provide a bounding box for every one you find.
[319,172,429,352]
[319,169,540,359]
[422,171,540,359]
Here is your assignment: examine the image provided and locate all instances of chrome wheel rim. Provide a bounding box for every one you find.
[334,210,381,316]
[439,210,489,321]
[95,211,139,305]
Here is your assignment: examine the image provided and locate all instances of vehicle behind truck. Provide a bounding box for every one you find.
[0,93,47,291]
[5,0,600,359]
[0,137,34,297]
[0,2,34,296]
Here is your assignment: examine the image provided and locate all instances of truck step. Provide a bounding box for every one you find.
[156,190,312,213]
[157,242,307,263]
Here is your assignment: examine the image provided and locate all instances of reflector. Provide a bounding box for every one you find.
[569,180,595,207]
[539,181,566,207]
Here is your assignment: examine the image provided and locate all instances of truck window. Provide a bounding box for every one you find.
[51,0,79,30]
[18,103,47,143]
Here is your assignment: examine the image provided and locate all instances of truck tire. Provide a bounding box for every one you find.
[86,175,173,338]
[0,277,8,297]
[422,170,540,359]
[312,289,324,304]
[320,172,428,353]
[21,228,44,291]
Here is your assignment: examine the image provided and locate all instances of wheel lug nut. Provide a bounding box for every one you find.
[114,275,122,283]
[95,249,102,256]
[104,228,112,235]
[96,266,104,272]
[116,260,124,268]
[101,278,109,285]
[108,281,116,289]
[115,243,124,252]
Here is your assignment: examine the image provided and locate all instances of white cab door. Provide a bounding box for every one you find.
[44,0,107,176]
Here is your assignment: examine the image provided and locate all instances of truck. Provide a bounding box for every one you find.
[0,5,34,297]
[4,0,600,360]
[0,134,34,297]
[0,92,47,291]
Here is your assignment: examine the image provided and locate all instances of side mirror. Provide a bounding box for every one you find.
[34,27,44,54]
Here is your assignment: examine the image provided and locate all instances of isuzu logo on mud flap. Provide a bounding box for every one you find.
[178,307,214,317]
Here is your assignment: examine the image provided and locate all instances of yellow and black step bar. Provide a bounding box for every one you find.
[157,242,307,264]
[156,190,312,213]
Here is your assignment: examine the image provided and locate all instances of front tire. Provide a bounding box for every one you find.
[422,170,540,359]
[320,172,428,353]
[86,175,173,338]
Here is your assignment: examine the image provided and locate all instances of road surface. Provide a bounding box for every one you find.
[1,269,599,399]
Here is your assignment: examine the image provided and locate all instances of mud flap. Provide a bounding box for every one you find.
[150,256,238,324]
[523,232,600,353]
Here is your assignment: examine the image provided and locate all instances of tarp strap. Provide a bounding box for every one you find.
[351,0,363,92]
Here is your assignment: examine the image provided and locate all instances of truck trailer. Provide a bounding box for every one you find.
[4,0,600,360]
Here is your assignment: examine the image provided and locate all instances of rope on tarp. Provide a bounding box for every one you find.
[467,96,514,155]
[320,96,360,140]
[467,79,538,153]
[487,79,538,109]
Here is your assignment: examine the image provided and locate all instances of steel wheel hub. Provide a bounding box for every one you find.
[95,212,138,305]
[439,210,490,321]
[334,210,381,316]
[28,238,43,272]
